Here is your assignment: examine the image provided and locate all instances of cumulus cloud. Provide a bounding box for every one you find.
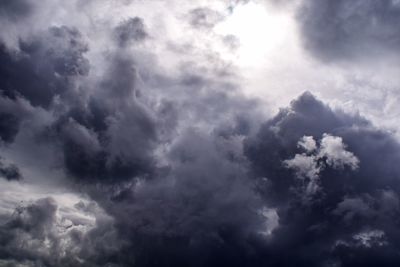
[298,135,317,153]
[1,0,400,266]
[0,197,121,266]
[188,7,224,29]
[0,157,21,181]
[0,0,33,22]
[318,134,359,170]
[284,133,359,197]
[244,92,400,266]
[0,25,89,108]
[298,0,400,62]
[114,17,148,47]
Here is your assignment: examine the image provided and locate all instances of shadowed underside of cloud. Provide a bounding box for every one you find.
[2,89,400,266]
[0,197,122,267]
[244,92,400,266]
[1,1,400,266]
[0,0,33,21]
[298,0,400,62]
[0,157,22,181]
[0,26,89,109]
[114,17,148,47]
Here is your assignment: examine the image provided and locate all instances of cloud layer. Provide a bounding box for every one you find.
[1,0,400,266]
[298,0,400,62]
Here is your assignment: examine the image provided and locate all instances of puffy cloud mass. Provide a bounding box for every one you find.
[298,0,400,62]
[1,0,400,266]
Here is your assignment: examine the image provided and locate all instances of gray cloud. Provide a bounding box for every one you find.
[188,7,224,29]
[1,0,400,266]
[114,17,148,48]
[244,92,400,266]
[91,129,269,266]
[0,26,89,108]
[0,197,122,267]
[0,0,33,21]
[297,0,400,62]
[0,157,21,181]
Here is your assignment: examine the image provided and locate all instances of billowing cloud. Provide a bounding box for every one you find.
[0,26,89,108]
[0,197,122,266]
[0,157,21,181]
[298,0,400,62]
[284,134,359,197]
[114,17,148,47]
[1,0,400,266]
[188,7,224,29]
[0,0,33,21]
[244,92,400,266]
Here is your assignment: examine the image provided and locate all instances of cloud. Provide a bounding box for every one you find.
[318,134,359,170]
[298,135,317,153]
[284,153,321,195]
[284,133,359,197]
[0,112,19,144]
[0,0,33,21]
[0,197,122,266]
[0,26,89,108]
[0,157,21,181]
[0,91,46,144]
[244,92,400,266]
[114,17,148,48]
[1,0,400,266]
[86,129,270,266]
[297,0,400,62]
[45,91,400,266]
[47,51,159,183]
[188,7,224,29]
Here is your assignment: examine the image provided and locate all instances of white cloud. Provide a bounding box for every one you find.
[353,230,387,248]
[298,135,317,153]
[284,134,359,197]
[318,134,359,170]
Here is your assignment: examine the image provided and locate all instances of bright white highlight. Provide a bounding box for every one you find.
[215,2,292,66]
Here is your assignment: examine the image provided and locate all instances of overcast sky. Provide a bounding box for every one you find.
[1,0,400,266]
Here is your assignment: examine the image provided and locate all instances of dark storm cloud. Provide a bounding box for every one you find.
[54,113,155,183]
[2,1,400,266]
[0,112,19,143]
[297,0,400,61]
[2,29,400,266]
[88,129,270,267]
[0,20,158,184]
[48,52,158,183]
[0,92,40,143]
[0,21,157,189]
[0,157,22,181]
[0,0,33,21]
[5,86,400,266]
[114,17,148,47]
[0,26,89,108]
[244,92,400,266]
[0,197,122,267]
[75,92,400,267]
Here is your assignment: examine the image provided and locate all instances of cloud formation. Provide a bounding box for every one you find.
[1,0,400,266]
[284,134,359,197]
[0,0,33,21]
[244,92,400,266]
[298,0,400,61]
[0,197,121,267]
[114,17,148,47]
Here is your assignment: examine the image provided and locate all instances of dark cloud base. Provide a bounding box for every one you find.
[1,1,400,267]
[298,0,400,62]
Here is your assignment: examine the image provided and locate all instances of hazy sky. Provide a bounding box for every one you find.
[1,0,400,266]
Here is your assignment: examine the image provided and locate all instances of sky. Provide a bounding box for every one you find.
[1,0,400,266]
